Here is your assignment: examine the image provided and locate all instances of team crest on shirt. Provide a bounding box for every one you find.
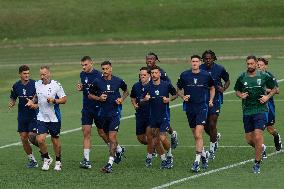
[85,77,88,83]
[244,82,248,86]
[22,89,26,96]
[107,85,111,91]
[194,78,197,84]
[155,90,160,96]
[257,79,261,85]
[142,88,144,91]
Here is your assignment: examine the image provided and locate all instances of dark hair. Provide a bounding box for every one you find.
[81,56,92,62]
[150,65,161,71]
[101,60,112,66]
[191,55,202,60]
[140,66,150,74]
[18,65,30,74]
[257,57,268,65]
[146,52,160,62]
[246,55,257,61]
[40,65,50,71]
[202,50,217,61]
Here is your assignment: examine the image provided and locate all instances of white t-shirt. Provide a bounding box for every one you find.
[35,80,66,122]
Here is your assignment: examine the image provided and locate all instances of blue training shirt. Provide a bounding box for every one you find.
[130,81,150,116]
[89,75,128,117]
[144,80,176,121]
[200,63,229,103]
[80,69,102,111]
[10,79,37,119]
[177,69,214,112]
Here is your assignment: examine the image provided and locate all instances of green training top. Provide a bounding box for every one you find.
[234,70,276,115]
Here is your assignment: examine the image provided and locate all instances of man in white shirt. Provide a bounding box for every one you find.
[26,65,67,171]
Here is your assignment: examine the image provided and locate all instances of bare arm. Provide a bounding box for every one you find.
[209,86,215,107]
[131,98,139,110]
[116,89,129,105]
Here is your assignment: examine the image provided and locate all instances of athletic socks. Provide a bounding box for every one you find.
[166,148,172,157]
[56,156,61,162]
[27,154,36,162]
[116,144,122,153]
[108,156,114,165]
[195,152,202,164]
[160,154,166,161]
[210,142,216,152]
[147,153,153,159]
[83,149,90,161]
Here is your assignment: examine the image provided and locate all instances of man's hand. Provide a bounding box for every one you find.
[143,93,150,101]
[25,98,36,109]
[8,100,15,110]
[183,95,190,102]
[99,94,108,102]
[76,82,83,91]
[218,86,225,93]
[259,95,269,104]
[115,98,124,105]
[47,98,56,104]
[240,92,249,99]
[162,96,170,104]
[209,100,214,107]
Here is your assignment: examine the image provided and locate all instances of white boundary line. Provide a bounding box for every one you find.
[151,150,283,189]
[1,79,283,150]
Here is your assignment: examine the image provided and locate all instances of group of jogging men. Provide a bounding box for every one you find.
[9,50,282,174]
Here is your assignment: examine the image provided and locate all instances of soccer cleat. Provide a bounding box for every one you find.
[26,159,38,168]
[101,163,112,173]
[54,161,62,171]
[262,145,267,160]
[166,156,173,168]
[191,161,200,173]
[42,157,53,171]
[252,163,260,174]
[274,133,282,151]
[215,132,221,151]
[171,131,178,149]
[208,150,215,160]
[145,158,152,167]
[160,160,171,169]
[201,151,209,169]
[114,147,126,164]
[80,158,92,169]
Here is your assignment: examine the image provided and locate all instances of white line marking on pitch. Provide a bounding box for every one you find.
[151,150,283,189]
[1,79,283,149]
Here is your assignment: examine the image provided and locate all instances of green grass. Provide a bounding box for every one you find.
[0,38,284,188]
[0,0,284,45]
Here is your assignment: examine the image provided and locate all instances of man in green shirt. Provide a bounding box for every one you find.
[234,55,276,174]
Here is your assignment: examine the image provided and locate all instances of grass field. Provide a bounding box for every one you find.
[0,37,284,189]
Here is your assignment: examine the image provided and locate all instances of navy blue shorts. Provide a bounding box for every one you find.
[135,113,150,135]
[101,115,120,133]
[18,117,37,133]
[37,121,61,137]
[150,118,170,133]
[243,113,267,133]
[81,108,103,129]
[265,103,275,126]
[208,99,221,116]
[186,106,208,128]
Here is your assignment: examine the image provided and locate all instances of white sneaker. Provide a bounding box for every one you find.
[42,157,53,171]
[54,161,62,171]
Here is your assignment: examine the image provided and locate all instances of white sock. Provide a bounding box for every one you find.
[167,148,172,157]
[160,154,166,161]
[83,149,90,161]
[147,153,153,159]
[28,154,36,162]
[210,142,215,152]
[262,144,266,151]
[195,153,201,164]
[201,148,206,157]
[116,144,122,153]
[108,156,114,165]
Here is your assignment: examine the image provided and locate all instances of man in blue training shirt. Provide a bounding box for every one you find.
[76,56,108,169]
[88,61,129,173]
[177,55,215,173]
[200,50,230,160]
[142,66,178,169]
[145,52,178,149]
[257,57,282,152]
[9,65,40,168]
[130,67,154,167]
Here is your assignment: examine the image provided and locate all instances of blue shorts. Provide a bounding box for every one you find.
[37,121,61,137]
[81,108,103,129]
[186,106,208,128]
[265,104,275,126]
[101,115,120,133]
[18,117,37,133]
[243,113,267,133]
[150,118,170,133]
[208,100,221,116]
[135,113,150,135]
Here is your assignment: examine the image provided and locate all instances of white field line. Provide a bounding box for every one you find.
[151,150,283,189]
[1,36,284,49]
[224,99,284,102]
[1,79,283,150]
